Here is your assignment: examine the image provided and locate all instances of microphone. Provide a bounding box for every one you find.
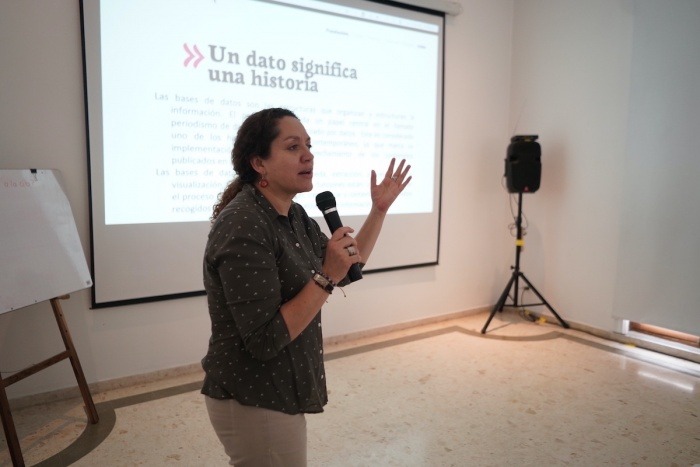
[315,191,363,283]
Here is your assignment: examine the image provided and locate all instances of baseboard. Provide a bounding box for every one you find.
[10,305,696,409]
[7,363,205,411]
[323,306,489,346]
[523,309,700,364]
[7,308,488,409]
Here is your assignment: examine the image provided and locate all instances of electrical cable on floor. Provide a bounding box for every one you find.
[518,287,537,323]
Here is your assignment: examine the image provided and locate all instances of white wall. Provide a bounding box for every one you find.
[613,0,700,336]
[7,0,686,400]
[509,0,634,332]
[0,0,515,399]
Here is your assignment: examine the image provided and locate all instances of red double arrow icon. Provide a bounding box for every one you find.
[183,44,204,68]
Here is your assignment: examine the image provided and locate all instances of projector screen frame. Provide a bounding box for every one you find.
[81,0,445,308]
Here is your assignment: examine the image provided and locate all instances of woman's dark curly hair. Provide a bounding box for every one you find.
[211,108,298,220]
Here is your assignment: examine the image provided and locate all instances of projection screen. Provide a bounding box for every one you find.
[82,0,444,307]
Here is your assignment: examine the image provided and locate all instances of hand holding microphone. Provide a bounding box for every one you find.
[316,191,363,283]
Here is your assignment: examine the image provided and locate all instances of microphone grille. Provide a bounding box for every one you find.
[315,191,336,210]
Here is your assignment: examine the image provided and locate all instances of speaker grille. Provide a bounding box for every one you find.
[505,140,541,193]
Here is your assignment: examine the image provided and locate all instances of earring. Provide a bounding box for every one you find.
[259,177,269,188]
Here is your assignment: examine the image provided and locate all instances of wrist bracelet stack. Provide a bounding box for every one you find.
[312,271,336,294]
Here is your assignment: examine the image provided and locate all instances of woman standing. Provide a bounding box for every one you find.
[202,107,411,466]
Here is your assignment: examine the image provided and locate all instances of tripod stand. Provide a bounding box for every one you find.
[481,192,569,334]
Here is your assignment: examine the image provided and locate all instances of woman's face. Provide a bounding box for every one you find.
[256,116,314,198]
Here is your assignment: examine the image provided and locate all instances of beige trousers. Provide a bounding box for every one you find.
[205,396,307,466]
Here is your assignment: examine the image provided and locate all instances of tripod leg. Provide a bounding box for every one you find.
[481,273,517,334]
[518,273,570,329]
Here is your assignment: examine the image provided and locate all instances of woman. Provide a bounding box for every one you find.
[201,107,411,466]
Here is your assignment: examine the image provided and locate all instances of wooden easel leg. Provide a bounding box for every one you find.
[50,298,99,424]
[0,378,25,467]
[0,298,98,465]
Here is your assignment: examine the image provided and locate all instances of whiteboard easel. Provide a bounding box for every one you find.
[0,169,98,466]
[0,169,93,313]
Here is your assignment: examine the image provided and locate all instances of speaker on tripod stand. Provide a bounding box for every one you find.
[481,135,569,333]
[505,135,541,194]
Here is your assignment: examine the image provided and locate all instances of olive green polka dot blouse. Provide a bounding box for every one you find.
[201,184,329,414]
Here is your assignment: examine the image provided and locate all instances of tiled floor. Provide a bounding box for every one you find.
[1,310,699,466]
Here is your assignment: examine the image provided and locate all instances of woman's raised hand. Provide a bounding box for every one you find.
[370,158,412,213]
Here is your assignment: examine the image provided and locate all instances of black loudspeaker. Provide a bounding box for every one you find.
[505,135,541,193]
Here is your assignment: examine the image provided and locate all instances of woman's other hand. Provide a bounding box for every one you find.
[370,158,412,213]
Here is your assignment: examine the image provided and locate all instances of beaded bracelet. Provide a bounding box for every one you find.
[321,271,337,287]
[312,271,336,294]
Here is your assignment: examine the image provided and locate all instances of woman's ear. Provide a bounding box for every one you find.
[250,156,265,175]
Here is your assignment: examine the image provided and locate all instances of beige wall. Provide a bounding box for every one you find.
[1,0,652,399]
[0,0,514,398]
[509,0,634,332]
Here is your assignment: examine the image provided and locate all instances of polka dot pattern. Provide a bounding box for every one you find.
[201,185,329,414]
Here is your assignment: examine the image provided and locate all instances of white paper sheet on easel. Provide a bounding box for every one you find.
[0,169,92,314]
